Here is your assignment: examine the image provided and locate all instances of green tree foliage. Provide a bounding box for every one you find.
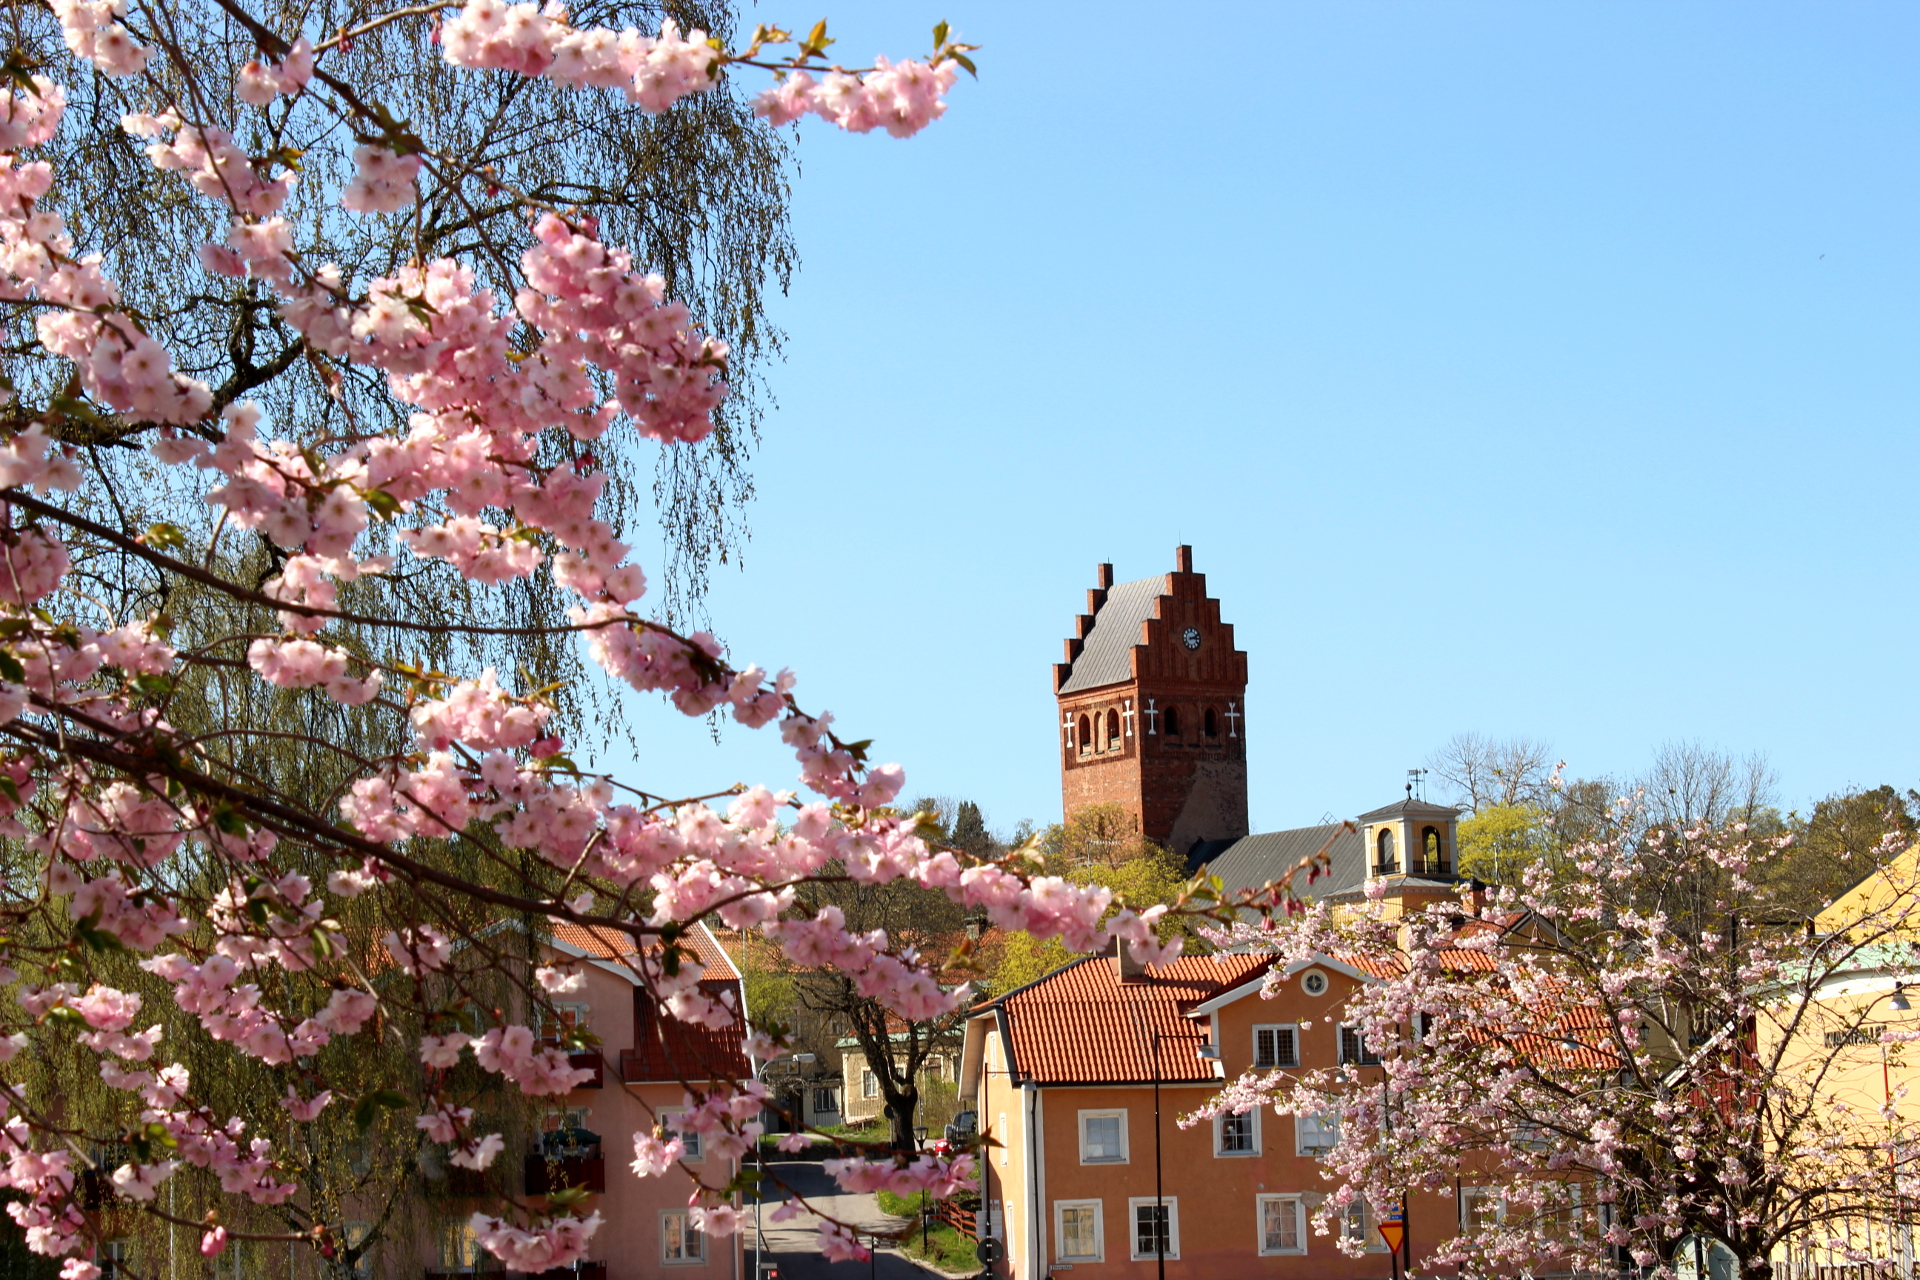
[1454,802,1549,886]
[1757,785,1920,916]
[985,805,1197,994]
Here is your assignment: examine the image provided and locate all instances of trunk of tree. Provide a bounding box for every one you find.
[881,1077,922,1153]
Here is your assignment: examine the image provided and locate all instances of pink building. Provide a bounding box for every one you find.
[430,921,752,1280]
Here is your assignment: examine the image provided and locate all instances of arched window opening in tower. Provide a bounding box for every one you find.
[1078,715,1092,755]
[1376,828,1396,875]
[1164,706,1181,737]
[1422,826,1446,875]
[1106,709,1121,749]
[1204,707,1218,737]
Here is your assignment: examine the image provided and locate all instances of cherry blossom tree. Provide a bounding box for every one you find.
[0,2,1277,1275]
[1195,783,1920,1279]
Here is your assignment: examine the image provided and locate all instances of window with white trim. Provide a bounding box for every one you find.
[1079,1109,1128,1164]
[861,1068,877,1099]
[1295,1110,1340,1156]
[1216,1109,1257,1156]
[659,1109,702,1162]
[1055,1200,1103,1263]
[1339,1025,1382,1066]
[1257,1196,1306,1256]
[1129,1198,1179,1260]
[661,1209,705,1263]
[1253,1024,1298,1069]
[535,1001,591,1049]
[812,1086,838,1114]
[1460,1186,1504,1235]
[1342,1200,1386,1252]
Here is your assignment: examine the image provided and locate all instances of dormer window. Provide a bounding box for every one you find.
[1375,828,1396,874]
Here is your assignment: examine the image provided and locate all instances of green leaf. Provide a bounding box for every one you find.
[131,674,174,698]
[546,1185,591,1208]
[951,51,978,78]
[0,776,19,807]
[213,807,249,837]
[362,489,402,522]
[351,1088,408,1132]
[932,21,949,48]
[142,522,187,552]
[0,651,23,683]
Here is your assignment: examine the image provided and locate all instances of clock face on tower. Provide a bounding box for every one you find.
[1181,627,1201,651]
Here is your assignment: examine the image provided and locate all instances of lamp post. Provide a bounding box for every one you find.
[1883,987,1911,1275]
[754,1052,815,1280]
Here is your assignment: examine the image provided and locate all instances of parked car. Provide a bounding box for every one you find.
[931,1109,977,1157]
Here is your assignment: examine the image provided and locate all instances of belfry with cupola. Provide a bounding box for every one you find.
[1054,545,1467,904]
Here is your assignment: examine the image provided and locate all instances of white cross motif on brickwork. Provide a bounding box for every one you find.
[1143,698,1159,736]
[1226,700,1241,739]
[1122,699,1135,738]
[1062,712,1075,748]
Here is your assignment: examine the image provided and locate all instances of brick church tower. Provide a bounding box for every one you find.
[1055,546,1249,854]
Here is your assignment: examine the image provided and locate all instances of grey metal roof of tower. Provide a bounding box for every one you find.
[1058,575,1166,694]
[1197,823,1371,904]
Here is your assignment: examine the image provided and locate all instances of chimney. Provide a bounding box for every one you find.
[1174,544,1193,574]
[1110,935,1147,984]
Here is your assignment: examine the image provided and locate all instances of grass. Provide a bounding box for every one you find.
[896,1219,979,1274]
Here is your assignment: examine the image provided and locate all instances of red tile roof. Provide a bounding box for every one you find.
[993,953,1277,1085]
[547,921,740,983]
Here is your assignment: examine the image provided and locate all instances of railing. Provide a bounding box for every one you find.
[524,1155,606,1196]
[935,1200,978,1240]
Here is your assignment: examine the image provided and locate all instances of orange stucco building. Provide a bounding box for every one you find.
[960,934,1487,1280]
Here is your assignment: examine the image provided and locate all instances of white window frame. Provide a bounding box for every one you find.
[1054,1199,1104,1263]
[1257,1195,1307,1256]
[861,1068,878,1099]
[1079,1109,1129,1165]
[1295,1110,1340,1156]
[1338,1024,1382,1066]
[536,1000,591,1048]
[1252,1023,1299,1069]
[661,1208,705,1264]
[1128,1197,1180,1261]
[1215,1108,1258,1157]
[659,1108,703,1163]
[1342,1200,1388,1253]
[812,1086,838,1114]
[1460,1185,1505,1236]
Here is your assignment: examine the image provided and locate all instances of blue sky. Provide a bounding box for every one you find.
[602,1,1920,837]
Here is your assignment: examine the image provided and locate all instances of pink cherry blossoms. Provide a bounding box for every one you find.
[0,3,1223,1274]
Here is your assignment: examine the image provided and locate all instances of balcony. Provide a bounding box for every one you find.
[567,1053,603,1088]
[524,1154,606,1196]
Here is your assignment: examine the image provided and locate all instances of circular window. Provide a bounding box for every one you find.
[1300,969,1329,997]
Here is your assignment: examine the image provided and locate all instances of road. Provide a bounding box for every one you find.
[749,1160,973,1280]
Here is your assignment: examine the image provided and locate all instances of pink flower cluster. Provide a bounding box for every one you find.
[235,39,314,105]
[753,57,960,138]
[468,1211,602,1272]
[441,3,720,113]
[51,0,149,77]
[341,145,423,214]
[472,1025,596,1095]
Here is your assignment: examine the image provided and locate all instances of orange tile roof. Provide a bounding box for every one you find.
[547,921,739,982]
[992,953,1277,1085]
